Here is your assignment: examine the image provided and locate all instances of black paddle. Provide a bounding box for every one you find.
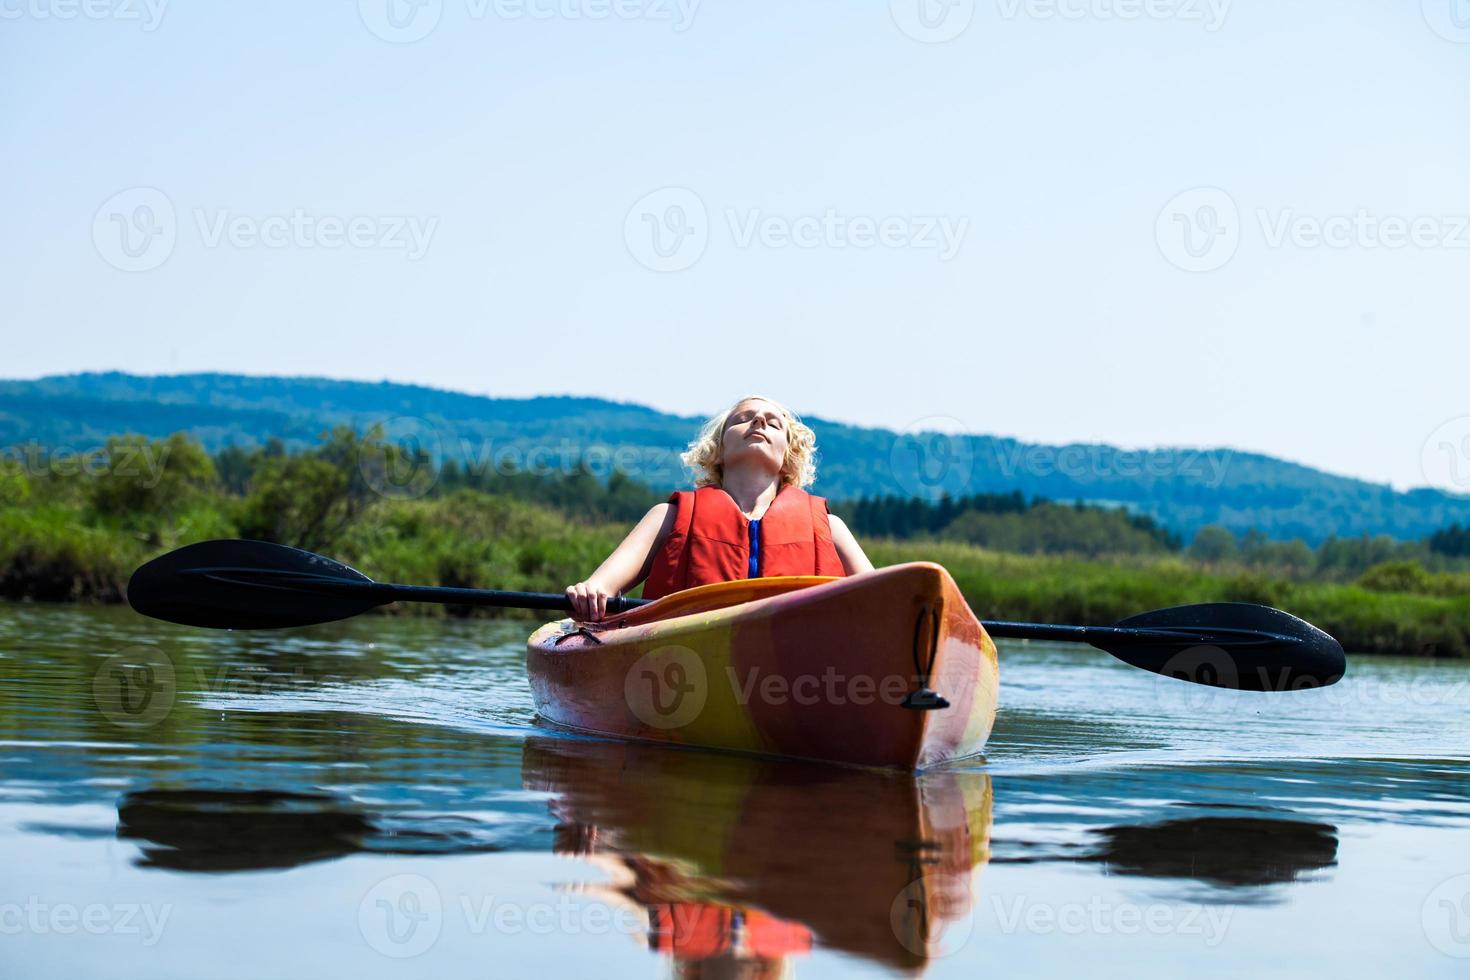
[127,539,1346,692]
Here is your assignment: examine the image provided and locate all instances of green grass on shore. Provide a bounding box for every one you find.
[2,490,1467,657]
[868,540,1470,657]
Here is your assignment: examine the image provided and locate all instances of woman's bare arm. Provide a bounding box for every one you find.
[829,514,875,575]
[565,503,675,620]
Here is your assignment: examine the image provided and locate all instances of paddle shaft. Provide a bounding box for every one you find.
[184,567,649,615]
[983,621,1296,648]
[191,567,1290,648]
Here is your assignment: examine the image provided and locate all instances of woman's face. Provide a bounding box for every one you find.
[721,399,789,476]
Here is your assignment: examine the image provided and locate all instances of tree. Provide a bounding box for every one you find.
[1189,525,1237,563]
[236,453,354,552]
[214,444,255,495]
[235,427,398,552]
[1429,522,1470,557]
[88,433,216,534]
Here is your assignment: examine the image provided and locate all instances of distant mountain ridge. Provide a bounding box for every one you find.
[4,371,1468,544]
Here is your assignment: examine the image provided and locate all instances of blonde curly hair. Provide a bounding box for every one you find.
[681,395,819,490]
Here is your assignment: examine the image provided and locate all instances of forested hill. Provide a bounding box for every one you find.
[5,371,1468,544]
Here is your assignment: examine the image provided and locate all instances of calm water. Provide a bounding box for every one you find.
[2,601,1468,978]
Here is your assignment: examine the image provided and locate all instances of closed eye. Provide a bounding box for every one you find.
[731,409,783,428]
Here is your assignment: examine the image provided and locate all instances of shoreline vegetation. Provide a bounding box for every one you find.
[3,431,1468,658]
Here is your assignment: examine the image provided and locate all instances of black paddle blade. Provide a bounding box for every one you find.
[1105,603,1346,691]
[127,539,387,630]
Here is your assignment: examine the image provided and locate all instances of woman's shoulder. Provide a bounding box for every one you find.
[644,500,674,520]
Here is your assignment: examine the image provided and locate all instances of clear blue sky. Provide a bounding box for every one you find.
[3,1,1467,490]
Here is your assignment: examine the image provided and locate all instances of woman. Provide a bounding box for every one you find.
[566,395,875,621]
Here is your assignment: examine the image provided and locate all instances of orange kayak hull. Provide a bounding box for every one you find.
[526,562,998,769]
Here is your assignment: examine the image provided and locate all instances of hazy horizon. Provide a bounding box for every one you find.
[4,366,1458,495]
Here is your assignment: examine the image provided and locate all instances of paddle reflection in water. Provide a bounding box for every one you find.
[992,802,1339,904]
[118,790,372,872]
[1089,814,1339,891]
[520,736,994,974]
[116,788,515,873]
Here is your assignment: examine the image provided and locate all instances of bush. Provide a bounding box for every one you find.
[88,434,216,534]
[236,453,356,552]
[0,508,138,601]
[943,502,1173,558]
[1189,525,1237,563]
[1353,560,1470,598]
[866,538,1470,658]
[1356,561,1436,595]
[337,491,629,618]
[0,461,31,506]
[1220,573,1287,607]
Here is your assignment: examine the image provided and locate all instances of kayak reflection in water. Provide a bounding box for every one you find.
[526,737,992,975]
[566,395,875,621]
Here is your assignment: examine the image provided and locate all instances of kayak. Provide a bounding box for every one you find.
[525,562,998,769]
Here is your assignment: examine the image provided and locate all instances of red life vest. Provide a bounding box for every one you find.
[642,485,845,600]
[649,904,812,959]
